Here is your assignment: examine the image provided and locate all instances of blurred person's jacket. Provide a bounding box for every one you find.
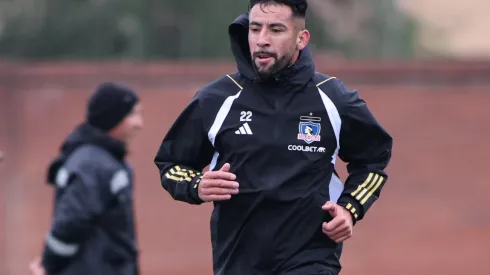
[42,122,139,275]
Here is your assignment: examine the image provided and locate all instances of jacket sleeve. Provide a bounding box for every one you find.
[41,171,111,274]
[332,80,393,224]
[154,93,215,205]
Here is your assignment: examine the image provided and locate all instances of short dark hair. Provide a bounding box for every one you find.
[249,0,308,18]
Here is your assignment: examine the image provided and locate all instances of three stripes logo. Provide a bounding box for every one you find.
[350,172,385,206]
[165,165,201,183]
[235,122,253,135]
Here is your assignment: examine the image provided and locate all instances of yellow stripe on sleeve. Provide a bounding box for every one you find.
[345,203,356,215]
[355,174,379,200]
[360,176,385,205]
[165,166,200,183]
[351,173,374,197]
[174,171,192,182]
[165,173,183,182]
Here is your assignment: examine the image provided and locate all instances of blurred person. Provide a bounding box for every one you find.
[154,0,393,274]
[29,83,143,275]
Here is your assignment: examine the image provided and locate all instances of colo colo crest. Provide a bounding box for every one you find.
[297,115,321,144]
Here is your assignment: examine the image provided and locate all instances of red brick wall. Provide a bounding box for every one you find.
[1,61,489,275]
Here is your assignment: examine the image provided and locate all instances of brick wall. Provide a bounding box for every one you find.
[1,60,489,275]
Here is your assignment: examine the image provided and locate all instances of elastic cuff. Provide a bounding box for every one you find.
[337,196,362,225]
[188,175,204,204]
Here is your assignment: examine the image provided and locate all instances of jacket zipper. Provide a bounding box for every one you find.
[273,86,280,141]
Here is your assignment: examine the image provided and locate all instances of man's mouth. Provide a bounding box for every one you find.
[255,52,275,60]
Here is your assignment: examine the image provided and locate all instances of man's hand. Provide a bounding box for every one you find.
[321,201,354,243]
[198,163,239,202]
[29,257,46,275]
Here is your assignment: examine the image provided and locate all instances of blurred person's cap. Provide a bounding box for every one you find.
[86,82,139,131]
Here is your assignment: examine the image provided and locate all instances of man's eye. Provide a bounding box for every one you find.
[272,28,282,33]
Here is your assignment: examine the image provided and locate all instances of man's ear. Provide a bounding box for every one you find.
[296,29,310,51]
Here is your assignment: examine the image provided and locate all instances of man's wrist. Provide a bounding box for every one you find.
[344,207,356,225]
[337,197,361,225]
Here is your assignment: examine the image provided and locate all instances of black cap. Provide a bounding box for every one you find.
[86,82,139,131]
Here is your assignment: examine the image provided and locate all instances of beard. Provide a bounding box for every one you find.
[252,50,294,80]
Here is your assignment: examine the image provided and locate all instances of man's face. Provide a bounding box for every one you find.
[109,103,144,144]
[248,3,309,79]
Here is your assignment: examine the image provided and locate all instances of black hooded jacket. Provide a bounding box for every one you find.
[42,123,139,275]
[155,13,392,275]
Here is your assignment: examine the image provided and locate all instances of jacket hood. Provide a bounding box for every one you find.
[46,122,127,185]
[228,13,316,88]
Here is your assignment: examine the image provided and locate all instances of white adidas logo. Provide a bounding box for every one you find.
[235,122,253,135]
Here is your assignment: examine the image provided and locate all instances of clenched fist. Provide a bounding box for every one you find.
[198,163,239,202]
[321,201,354,243]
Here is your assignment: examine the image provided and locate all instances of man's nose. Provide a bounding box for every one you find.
[256,30,270,48]
[135,116,144,129]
